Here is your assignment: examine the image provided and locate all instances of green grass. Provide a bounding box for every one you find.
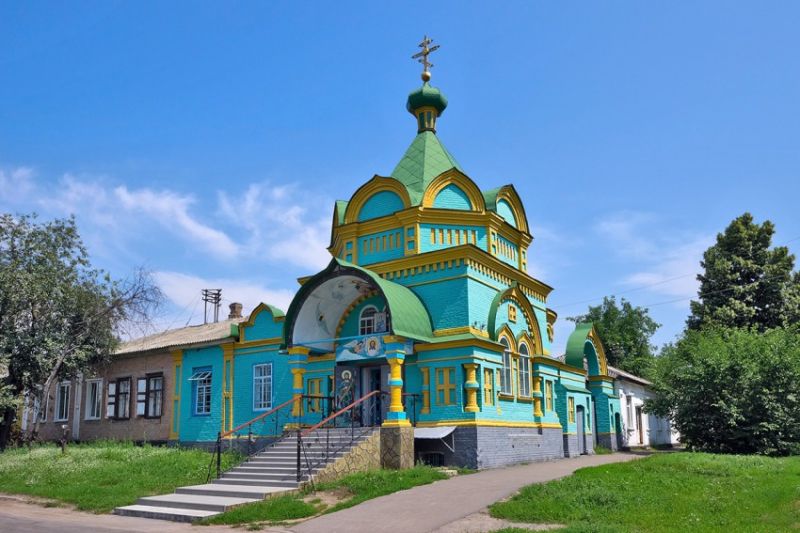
[199,495,318,526]
[0,441,241,513]
[314,465,449,513]
[490,452,800,533]
[201,465,449,526]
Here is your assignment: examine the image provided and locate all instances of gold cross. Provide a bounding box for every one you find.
[412,35,440,80]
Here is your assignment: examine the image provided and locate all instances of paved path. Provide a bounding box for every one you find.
[290,452,645,533]
[0,496,237,533]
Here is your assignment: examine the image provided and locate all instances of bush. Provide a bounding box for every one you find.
[647,327,800,455]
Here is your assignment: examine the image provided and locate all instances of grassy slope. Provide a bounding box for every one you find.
[0,442,240,513]
[201,465,449,526]
[490,452,800,533]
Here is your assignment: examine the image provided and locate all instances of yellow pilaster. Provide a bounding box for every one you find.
[382,335,411,428]
[533,376,543,417]
[388,357,404,413]
[463,363,479,413]
[221,343,234,433]
[288,346,310,422]
[169,349,183,440]
[420,367,431,414]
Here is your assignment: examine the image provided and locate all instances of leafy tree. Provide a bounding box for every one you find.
[0,214,161,449]
[569,296,660,378]
[647,327,800,456]
[688,213,799,331]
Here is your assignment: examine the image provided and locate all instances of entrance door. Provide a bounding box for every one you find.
[615,413,623,449]
[635,406,644,444]
[576,405,586,454]
[359,365,387,426]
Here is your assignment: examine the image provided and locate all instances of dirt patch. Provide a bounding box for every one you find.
[432,511,563,532]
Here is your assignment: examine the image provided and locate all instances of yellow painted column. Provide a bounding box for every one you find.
[221,343,234,434]
[463,363,479,413]
[533,376,544,417]
[169,349,183,441]
[287,346,310,425]
[420,367,431,414]
[383,336,410,427]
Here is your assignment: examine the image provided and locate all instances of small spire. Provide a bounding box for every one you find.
[411,35,440,82]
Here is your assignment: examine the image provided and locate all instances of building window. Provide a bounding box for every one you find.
[54,382,70,422]
[499,338,513,395]
[307,378,322,413]
[545,380,554,411]
[568,397,576,424]
[508,304,517,323]
[253,364,272,411]
[189,368,212,416]
[359,306,378,335]
[136,374,163,418]
[435,367,456,406]
[518,343,531,398]
[107,377,131,420]
[483,368,494,406]
[85,379,102,420]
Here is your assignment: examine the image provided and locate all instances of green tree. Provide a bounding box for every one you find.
[569,296,660,378]
[688,213,799,331]
[647,327,800,456]
[0,214,161,449]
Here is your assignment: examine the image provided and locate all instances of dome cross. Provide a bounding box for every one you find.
[412,35,440,82]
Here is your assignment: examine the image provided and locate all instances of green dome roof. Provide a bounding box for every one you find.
[406,82,448,115]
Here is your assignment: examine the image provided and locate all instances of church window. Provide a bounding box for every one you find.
[435,367,456,405]
[518,343,531,398]
[499,338,513,395]
[359,306,378,335]
[483,368,494,406]
[190,369,211,416]
[545,380,554,411]
[568,397,576,423]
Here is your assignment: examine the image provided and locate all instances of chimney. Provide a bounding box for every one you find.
[228,302,243,319]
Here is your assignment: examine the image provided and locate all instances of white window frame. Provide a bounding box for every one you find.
[359,305,378,336]
[253,363,273,411]
[518,343,531,398]
[84,379,103,420]
[499,337,513,395]
[194,370,212,416]
[54,381,71,422]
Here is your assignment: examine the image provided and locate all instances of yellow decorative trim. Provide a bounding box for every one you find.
[433,325,490,338]
[497,325,517,352]
[587,327,609,375]
[463,363,479,413]
[235,337,283,349]
[169,349,183,441]
[494,185,529,234]
[421,169,486,212]
[238,303,285,343]
[588,375,614,383]
[334,290,379,339]
[495,285,544,355]
[343,176,412,225]
[416,419,563,429]
[533,356,588,375]
[420,366,431,414]
[381,418,411,428]
[309,353,336,362]
[288,346,311,356]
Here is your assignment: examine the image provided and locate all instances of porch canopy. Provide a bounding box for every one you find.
[283,258,433,353]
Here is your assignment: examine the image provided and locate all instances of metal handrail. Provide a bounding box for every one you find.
[222,396,296,439]
[300,389,382,438]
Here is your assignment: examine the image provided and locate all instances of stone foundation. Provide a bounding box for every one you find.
[415,426,566,469]
[380,426,414,469]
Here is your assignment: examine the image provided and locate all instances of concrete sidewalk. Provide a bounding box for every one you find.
[289,452,645,533]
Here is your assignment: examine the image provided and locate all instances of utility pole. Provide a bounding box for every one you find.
[201,289,222,324]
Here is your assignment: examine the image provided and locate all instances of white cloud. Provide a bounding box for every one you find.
[217,182,332,271]
[115,185,239,258]
[0,166,35,202]
[154,270,295,325]
[594,211,658,259]
[623,236,712,300]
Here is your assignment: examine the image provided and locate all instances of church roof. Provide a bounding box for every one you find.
[391,131,464,205]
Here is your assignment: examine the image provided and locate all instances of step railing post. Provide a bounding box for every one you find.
[216,432,222,479]
[296,429,302,483]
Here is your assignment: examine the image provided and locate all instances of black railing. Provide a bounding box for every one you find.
[206,394,334,483]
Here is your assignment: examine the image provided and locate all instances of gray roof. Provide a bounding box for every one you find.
[116,318,244,355]
[607,365,652,386]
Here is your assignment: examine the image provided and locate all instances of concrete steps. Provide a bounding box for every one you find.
[113,426,378,522]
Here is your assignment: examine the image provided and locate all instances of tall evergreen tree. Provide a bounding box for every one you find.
[569,296,660,378]
[688,213,798,331]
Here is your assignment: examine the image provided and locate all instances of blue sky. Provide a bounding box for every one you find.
[2,2,799,352]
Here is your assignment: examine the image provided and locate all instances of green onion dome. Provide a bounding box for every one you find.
[406,83,448,133]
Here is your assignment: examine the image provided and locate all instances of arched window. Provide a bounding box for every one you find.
[518,343,531,397]
[500,337,513,395]
[359,306,378,336]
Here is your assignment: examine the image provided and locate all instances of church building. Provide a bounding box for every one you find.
[26,40,624,470]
